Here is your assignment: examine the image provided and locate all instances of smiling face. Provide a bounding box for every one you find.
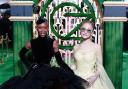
[80,22,94,40]
[36,22,49,38]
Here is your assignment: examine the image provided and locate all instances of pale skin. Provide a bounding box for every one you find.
[73,22,103,87]
[25,22,59,53]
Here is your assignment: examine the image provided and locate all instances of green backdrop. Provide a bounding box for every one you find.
[0,0,128,89]
[0,21,32,83]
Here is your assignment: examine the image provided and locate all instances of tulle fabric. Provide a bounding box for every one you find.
[86,62,115,89]
[73,44,115,89]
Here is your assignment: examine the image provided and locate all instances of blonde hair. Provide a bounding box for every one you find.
[81,20,95,29]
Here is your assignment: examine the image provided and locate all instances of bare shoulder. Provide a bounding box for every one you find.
[53,40,59,45]
[95,44,101,48]
[92,43,101,50]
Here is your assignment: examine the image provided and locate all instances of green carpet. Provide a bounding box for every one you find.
[122,52,128,89]
[0,52,14,84]
[0,52,128,89]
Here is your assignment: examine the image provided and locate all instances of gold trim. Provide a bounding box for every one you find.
[103,1,128,6]
[9,1,34,6]
[103,17,128,22]
[9,16,35,21]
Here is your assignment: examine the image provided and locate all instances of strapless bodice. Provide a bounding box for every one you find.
[74,46,98,79]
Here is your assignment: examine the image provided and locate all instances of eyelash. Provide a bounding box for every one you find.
[80,28,93,33]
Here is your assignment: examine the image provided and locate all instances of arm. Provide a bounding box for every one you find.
[19,42,32,68]
[19,42,31,57]
[86,45,103,86]
[53,40,74,74]
[96,45,103,65]
[95,45,103,76]
[70,45,78,70]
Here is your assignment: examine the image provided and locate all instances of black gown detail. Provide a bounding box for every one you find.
[30,36,54,64]
[0,50,89,89]
[19,35,54,69]
[0,36,89,89]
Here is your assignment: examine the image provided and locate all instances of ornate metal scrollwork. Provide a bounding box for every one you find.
[0,33,11,64]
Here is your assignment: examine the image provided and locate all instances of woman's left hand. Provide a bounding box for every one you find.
[86,74,98,87]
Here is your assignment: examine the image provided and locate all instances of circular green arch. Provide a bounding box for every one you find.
[50,2,91,40]
[33,0,95,40]
[33,0,96,49]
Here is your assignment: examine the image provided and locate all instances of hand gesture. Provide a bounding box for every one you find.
[53,40,59,53]
[86,75,98,87]
[25,42,31,49]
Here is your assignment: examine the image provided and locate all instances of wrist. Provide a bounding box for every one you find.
[23,46,29,51]
[54,51,60,55]
[25,45,30,50]
[96,69,100,75]
[54,48,59,53]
